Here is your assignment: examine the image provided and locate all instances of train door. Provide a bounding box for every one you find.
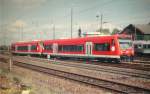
[53,43,58,54]
[38,41,44,53]
[86,42,93,55]
[28,44,31,52]
[15,45,18,52]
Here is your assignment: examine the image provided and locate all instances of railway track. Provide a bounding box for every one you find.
[1,54,150,79]
[134,60,150,64]
[14,55,150,71]
[15,56,150,79]
[0,54,150,93]
[13,61,150,94]
[59,59,150,71]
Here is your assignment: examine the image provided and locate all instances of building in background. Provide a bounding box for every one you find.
[120,24,150,40]
[120,24,150,54]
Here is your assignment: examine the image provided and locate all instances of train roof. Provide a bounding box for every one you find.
[12,40,42,45]
[42,35,120,45]
[12,34,130,45]
[44,35,116,42]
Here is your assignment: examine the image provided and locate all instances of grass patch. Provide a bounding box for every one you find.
[0,68,9,76]
[0,69,32,94]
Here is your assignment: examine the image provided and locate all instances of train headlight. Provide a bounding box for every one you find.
[111,46,115,51]
[126,50,129,54]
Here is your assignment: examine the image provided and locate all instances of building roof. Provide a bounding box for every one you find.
[120,24,150,35]
[135,24,150,34]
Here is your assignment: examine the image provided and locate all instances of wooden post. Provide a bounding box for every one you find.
[9,47,13,71]
[9,56,12,71]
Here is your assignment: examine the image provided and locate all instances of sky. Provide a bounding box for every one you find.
[0,0,150,45]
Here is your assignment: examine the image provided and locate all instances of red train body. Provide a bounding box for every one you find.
[11,35,134,63]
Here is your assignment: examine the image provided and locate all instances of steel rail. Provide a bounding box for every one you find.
[16,56,150,79]
[13,61,150,94]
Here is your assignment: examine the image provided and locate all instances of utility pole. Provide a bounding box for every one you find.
[9,47,13,72]
[71,8,73,38]
[96,15,100,30]
[21,24,23,41]
[53,24,55,40]
[134,25,136,40]
[96,14,103,33]
[19,26,21,41]
[100,14,103,33]
[3,24,6,45]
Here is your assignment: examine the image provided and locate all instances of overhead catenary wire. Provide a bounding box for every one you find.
[2,0,150,44]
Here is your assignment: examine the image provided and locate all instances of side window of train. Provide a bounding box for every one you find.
[94,43,110,51]
[17,46,28,50]
[31,45,37,50]
[143,44,147,49]
[58,45,83,52]
[58,45,63,51]
[144,44,150,49]
[44,45,52,50]
[148,44,150,49]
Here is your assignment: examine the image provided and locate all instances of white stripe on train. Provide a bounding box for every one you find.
[12,51,120,59]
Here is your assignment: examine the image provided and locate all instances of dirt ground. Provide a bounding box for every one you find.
[0,70,31,94]
[0,61,114,94]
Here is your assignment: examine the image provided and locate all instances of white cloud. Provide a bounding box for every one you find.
[3,20,28,33]
[12,20,27,28]
[12,0,47,9]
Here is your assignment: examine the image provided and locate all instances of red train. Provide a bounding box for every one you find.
[11,35,134,63]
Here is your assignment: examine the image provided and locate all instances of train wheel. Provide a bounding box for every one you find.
[115,59,121,63]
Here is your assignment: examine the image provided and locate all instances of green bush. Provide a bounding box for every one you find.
[13,77,21,84]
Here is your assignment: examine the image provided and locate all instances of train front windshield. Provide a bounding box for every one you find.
[119,39,132,50]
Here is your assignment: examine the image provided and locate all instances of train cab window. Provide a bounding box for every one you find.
[94,43,110,51]
[44,45,52,50]
[148,44,150,49]
[17,46,28,51]
[31,45,37,50]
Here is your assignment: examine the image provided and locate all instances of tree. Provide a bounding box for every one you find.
[96,28,110,35]
[101,29,110,35]
[111,28,120,35]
